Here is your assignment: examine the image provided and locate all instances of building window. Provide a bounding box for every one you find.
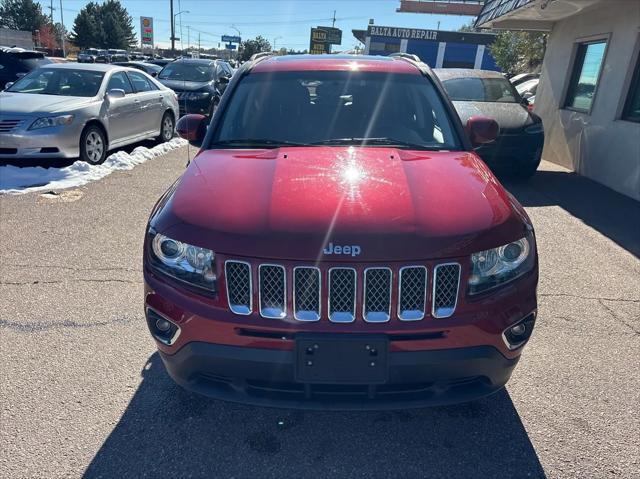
[622,55,640,122]
[565,40,607,112]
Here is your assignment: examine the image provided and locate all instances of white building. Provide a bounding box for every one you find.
[476,0,640,201]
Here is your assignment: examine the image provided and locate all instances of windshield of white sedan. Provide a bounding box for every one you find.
[442,77,519,103]
[213,71,460,150]
[7,69,105,97]
[158,63,213,82]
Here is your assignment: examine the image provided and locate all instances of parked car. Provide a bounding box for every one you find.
[112,61,162,77]
[0,47,52,90]
[516,77,540,101]
[147,58,173,68]
[157,58,233,116]
[143,54,539,409]
[0,63,178,164]
[509,72,539,87]
[107,49,129,62]
[435,68,544,179]
[77,48,101,63]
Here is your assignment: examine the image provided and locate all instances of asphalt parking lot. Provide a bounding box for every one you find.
[1,146,638,479]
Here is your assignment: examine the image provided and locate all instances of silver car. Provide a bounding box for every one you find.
[0,63,179,164]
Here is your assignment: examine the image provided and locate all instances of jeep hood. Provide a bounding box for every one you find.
[153,147,530,261]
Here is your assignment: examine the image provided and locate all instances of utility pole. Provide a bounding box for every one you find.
[187,26,190,53]
[170,0,175,53]
[331,10,336,28]
[48,0,56,23]
[59,0,65,58]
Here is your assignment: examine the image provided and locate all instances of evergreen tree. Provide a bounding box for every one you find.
[0,0,48,32]
[69,0,136,49]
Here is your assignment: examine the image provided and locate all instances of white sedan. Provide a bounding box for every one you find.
[0,63,179,164]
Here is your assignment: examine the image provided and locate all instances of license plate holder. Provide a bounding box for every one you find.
[294,334,389,384]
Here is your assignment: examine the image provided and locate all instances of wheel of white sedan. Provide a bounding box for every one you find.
[157,112,175,143]
[80,126,107,165]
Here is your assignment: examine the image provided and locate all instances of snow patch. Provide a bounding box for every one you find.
[0,138,187,195]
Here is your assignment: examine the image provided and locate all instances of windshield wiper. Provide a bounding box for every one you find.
[310,137,444,150]
[211,138,309,148]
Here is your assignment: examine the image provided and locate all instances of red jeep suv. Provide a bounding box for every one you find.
[143,54,538,409]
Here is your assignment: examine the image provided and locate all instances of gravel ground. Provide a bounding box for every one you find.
[1,147,638,479]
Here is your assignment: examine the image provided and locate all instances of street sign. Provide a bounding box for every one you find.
[317,26,342,45]
[309,28,330,54]
[140,17,154,46]
[225,43,237,50]
[222,35,241,43]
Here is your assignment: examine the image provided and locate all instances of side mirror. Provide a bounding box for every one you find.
[466,116,499,147]
[151,72,158,77]
[176,114,207,146]
[4,82,14,90]
[106,88,125,100]
[218,76,230,85]
[521,91,534,100]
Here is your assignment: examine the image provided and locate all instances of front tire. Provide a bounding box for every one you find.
[80,125,107,165]
[157,112,175,143]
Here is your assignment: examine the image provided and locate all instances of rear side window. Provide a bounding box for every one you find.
[214,70,461,150]
[127,71,157,92]
[107,71,133,94]
[442,77,518,103]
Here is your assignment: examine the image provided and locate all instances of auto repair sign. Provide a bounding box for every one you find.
[141,17,154,46]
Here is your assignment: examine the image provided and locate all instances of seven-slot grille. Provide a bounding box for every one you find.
[225,261,461,322]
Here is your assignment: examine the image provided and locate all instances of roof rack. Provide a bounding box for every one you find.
[249,52,273,61]
[389,52,421,63]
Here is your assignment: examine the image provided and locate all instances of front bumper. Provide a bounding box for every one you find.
[0,123,83,159]
[160,341,519,410]
[176,97,214,117]
[475,131,543,168]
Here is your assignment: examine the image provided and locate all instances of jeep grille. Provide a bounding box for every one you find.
[363,268,392,323]
[293,267,321,321]
[225,261,252,315]
[432,263,461,318]
[398,266,428,321]
[328,268,357,323]
[224,260,461,322]
[259,264,286,318]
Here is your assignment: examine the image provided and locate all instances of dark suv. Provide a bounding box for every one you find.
[0,47,52,90]
[157,58,233,117]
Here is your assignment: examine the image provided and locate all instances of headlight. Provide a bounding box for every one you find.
[29,114,74,130]
[149,231,217,293]
[468,232,535,294]
[179,91,210,100]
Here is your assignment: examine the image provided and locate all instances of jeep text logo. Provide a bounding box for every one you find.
[323,242,361,257]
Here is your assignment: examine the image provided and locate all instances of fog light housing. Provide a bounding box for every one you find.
[502,312,536,350]
[146,309,181,346]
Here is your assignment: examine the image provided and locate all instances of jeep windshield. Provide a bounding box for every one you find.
[212,71,461,150]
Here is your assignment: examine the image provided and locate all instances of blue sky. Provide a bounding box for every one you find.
[39,0,470,50]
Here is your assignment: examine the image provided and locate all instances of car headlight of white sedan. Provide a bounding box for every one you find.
[29,114,75,130]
